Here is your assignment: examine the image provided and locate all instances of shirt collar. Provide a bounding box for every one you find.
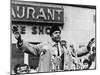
[49,39,59,47]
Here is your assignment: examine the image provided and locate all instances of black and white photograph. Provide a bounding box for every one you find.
[11,0,96,74]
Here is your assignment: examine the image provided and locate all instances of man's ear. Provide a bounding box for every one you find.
[50,34,53,38]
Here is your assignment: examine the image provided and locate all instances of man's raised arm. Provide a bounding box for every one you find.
[12,25,40,56]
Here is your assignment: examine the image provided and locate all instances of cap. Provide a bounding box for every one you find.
[49,26,61,36]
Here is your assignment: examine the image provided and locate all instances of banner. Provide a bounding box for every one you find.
[12,1,64,24]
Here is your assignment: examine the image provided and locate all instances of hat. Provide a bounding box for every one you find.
[49,26,61,36]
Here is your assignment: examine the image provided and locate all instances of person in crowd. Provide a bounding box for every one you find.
[14,64,30,74]
[82,59,92,70]
[76,38,96,70]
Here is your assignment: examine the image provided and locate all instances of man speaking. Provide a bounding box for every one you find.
[12,25,72,72]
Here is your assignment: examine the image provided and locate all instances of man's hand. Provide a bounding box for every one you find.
[12,25,18,33]
[12,25,21,41]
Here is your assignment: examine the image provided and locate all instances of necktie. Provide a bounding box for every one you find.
[56,44,60,56]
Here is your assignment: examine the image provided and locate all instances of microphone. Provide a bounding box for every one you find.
[60,40,67,49]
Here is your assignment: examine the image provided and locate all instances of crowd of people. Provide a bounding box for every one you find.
[67,38,96,70]
[12,25,96,74]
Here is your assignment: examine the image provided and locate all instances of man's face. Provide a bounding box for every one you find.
[83,63,89,70]
[51,31,61,43]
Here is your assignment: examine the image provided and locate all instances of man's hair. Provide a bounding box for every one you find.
[87,38,95,52]
[49,26,61,36]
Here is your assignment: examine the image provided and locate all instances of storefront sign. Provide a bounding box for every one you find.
[12,25,62,35]
[12,2,64,24]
